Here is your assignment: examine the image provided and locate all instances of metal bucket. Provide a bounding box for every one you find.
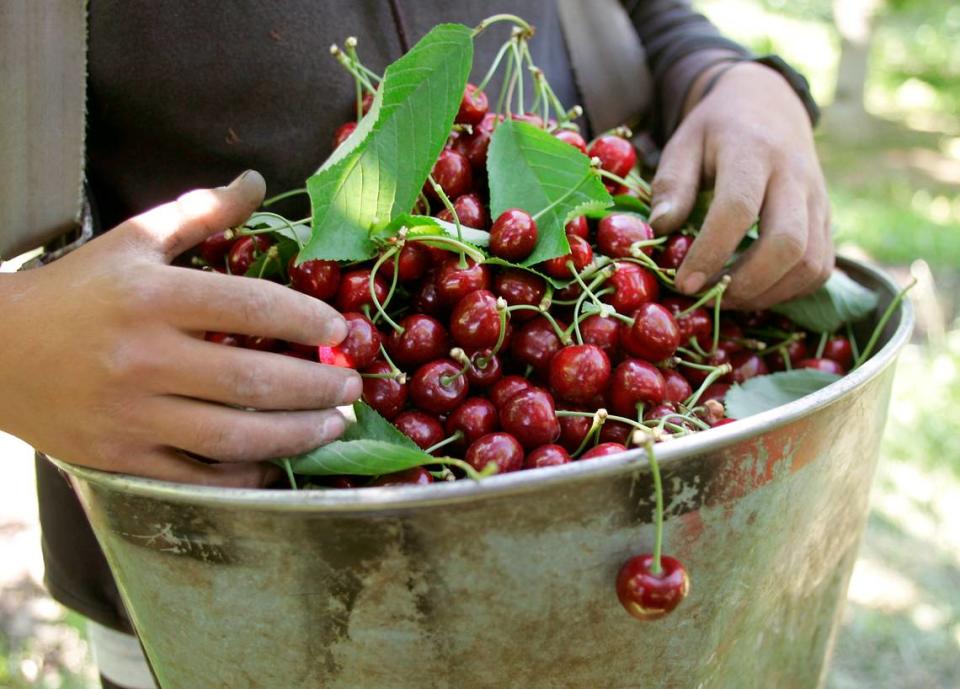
[53,257,913,689]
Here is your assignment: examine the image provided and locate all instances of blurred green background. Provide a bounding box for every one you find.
[2,1,959,687]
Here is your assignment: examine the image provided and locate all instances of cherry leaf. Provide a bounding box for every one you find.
[724,369,842,419]
[772,270,879,333]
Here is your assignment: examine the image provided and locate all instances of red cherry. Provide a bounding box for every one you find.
[289,257,341,301]
[465,433,524,474]
[542,234,593,279]
[500,388,561,449]
[453,193,489,229]
[454,125,492,169]
[662,369,693,404]
[712,417,736,428]
[490,209,538,262]
[371,467,434,487]
[557,408,592,453]
[701,382,730,404]
[465,349,503,388]
[606,262,659,314]
[206,332,241,347]
[336,269,389,313]
[549,344,611,404]
[489,375,534,408]
[361,361,408,420]
[378,243,429,283]
[361,90,375,115]
[616,554,690,620]
[511,317,565,373]
[435,258,491,305]
[580,314,621,361]
[324,475,361,489]
[554,129,588,154]
[386,314,449,368]
[332,121,357,148]
[509,112,544,127]
[394,411,445,452]
[199,230,235,268]
[588,135,637,178]
[661,298,712,350]
[317,312,381,369]
[450,290,502,350]
[413,274,445,316]
[683,349,731,387]
[446,397,498,447]
[823,336,854,370]
[766,339,809,371]
[798,358,846,375]
[427,149,473,201]
[581,442,627,460]
[597,213,654,258]
[729,351,769,384]
[456,83,489,126]
[243,335,281,352]
[644,403,678,424]
[227,235,271,275]
[564,215,590,239]
[621,303,681,362]
[410,359,469,414]
[610,359,666,416]
[494,270,546,322]
[525,444,571,469]
[657,234,694,270]
[599,421,632,445]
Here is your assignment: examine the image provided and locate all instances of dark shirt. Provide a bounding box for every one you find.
[38,0,749,633]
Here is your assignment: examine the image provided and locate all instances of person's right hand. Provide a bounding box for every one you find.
[0,171,361,487]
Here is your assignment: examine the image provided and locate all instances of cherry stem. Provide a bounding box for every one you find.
[532,170,596,222]
[509,38,525,116]
[815,331,829,359]
[360,371,406,381]
[428,176,467,267]
[407,235,485,265]
[755,332,803,358]
[597,169,651,203]
[569,262,607,311]
[281,459,298,491]
[621,252,676,285]
[684,363,734,408]
[643,436,665,575]
[369,248,404,333]
[262,188,307,208]
[854,277,916,369]
[435,456,498,481]
[475,40,513,94]
[572,409,609,457]
[674,358,726,373]
[425,431,464,455]
[473,13,534,37]
[378,344,403,378]
[495,45,515,120]
[678,274,731,318]
[490,298,510,357]
[506,305,571,344]
[846,321,862,363]
[556,409,645,431]
[330,46,376,94]
[343,39,365,121]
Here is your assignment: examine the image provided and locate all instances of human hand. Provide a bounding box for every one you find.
[649,61,833,309]
[0,171,360,486]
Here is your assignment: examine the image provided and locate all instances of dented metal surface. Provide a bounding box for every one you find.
[54,259,913,689]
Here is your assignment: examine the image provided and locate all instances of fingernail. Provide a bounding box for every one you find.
[648,201,672,226]
[323,411,348,439]
[341,373,363,404]
[327,315,348,345]
[681,271,706,294]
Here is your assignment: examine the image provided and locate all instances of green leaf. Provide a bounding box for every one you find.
[772,270,879,332]
[724,369,842,419]
[583,194,650,219]
[484,257,569,289]
[375,213,491,248]
[245,212,311,247]
[243,237,298,279]
[301,23,474,262]
[343,400,420,449]
[487,120,613,266]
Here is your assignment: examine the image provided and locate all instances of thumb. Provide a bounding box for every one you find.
[122,170,266,262]
[648,120,704,235]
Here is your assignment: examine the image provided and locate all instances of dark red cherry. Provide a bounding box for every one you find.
[243,335,281,352]
[580,314,621,360]
[701,382,730,404]
[289,257,341,301]
[410,359,469,414]
[621,303,681,362]
[361,361,408,420]
[324,475,361,489]
[386,314,449,368]
[729,351,769,384]
[542,234,593,279]
[644,403,679,424]
[446,397,498,447]
[361,90,375,115]
[798,358,846,375]
[489,375,534,408]
[500,388,561,449]
[371,466,434,487]
[581,442,628,460]
[465,433,524,474]
[662,369,693,404]
[494,270,546,322]
[823,336,854,370]
[454,125,492,169]
[557,407,592,453]
[465,349,503,388]
[599,421,632,445]
[413,273,445,316]
[435,258,491,305]
[450,290,502,350]
[427,149,473,201]
[317,312,381,369]
[766,339,809,371]
[524,444,571,469]
[616,554,690,620]
[393,411,445,452]
[597,213,654,258]
[379,242,429,283]
[682,349,731,387]
[588,135,637,178]
[511,317,565,373]
[712,417,736,428]
[336,269,389,313]
[227,235,271,275]
[661,300,712,350]
[456,83,489,126]
[564,215,590,239]
[657,234,694,270]
[606,262,659,314]
[332,121,357,148]
[554,129,588,154]
[549,344,611,404]
[490,209,538,262]
[206,332,241,347]
[453,193,489,229]
[610,359,666,416]
[199,230,235,268]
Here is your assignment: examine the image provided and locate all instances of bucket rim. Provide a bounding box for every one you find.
[49,256,914,511]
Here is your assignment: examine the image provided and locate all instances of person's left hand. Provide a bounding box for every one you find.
[647,61,833,309]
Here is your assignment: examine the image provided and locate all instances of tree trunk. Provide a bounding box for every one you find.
[827,0,881,138]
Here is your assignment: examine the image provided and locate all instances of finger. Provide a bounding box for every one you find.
[675,149,768,295]
[147,396,350,462]
[813,194,836,293]
[123,448,282,487]
[649,118,704,235]
[724,173,808,305]
[168,338,362,411]
[122,170,266,262]
[162,267,347,345]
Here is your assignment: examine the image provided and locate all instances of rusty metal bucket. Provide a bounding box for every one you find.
[52,257,913,689]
